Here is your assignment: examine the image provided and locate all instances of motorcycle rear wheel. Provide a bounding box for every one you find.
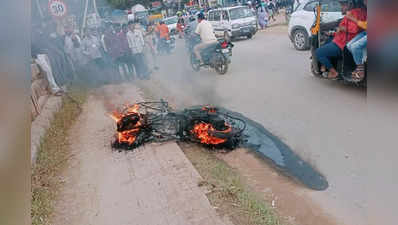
[190,53,200,72]
[214,53,228,75]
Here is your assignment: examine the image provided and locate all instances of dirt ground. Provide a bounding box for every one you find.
[218,149,339,225]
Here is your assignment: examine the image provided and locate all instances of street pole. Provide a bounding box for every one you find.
[93,0,100,17]
[82,0,89,34]
[35,0,43,19]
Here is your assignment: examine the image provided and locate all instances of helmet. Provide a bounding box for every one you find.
[197,12,205,20]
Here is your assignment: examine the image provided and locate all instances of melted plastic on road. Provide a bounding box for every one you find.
[217,107,329,191]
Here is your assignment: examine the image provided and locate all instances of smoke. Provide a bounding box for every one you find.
[0,2,31,225]
[145,43,226,109]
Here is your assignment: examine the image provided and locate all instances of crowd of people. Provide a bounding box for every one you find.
[244,0,291,30]
[32,18,176,89]
[29,0,308,89]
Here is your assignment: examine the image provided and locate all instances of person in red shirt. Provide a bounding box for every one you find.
[156,21,170,53]
[315,0,367,79]
[177,17,185,38]
[158,21,170,40]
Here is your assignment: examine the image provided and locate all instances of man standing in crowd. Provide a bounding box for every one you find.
[116,24,135,80]
[103,24,124,81]
[144,22,159,71]
[127,21,150,80]
[82,28,107,83]
[64,27,89,79]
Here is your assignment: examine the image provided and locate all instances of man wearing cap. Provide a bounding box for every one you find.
[194,12,218,64]
[315,0,367,79]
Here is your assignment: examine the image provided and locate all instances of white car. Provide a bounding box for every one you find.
[288,0,343,50]
[163,16,178,35]
[208,6,257,40]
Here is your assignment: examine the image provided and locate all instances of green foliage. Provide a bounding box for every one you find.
[105,0,152,9]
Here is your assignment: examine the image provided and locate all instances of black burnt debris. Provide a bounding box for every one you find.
[109,101,328,191]
[110,101,245,151]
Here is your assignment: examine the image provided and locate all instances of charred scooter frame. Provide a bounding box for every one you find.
[310,0,367,87]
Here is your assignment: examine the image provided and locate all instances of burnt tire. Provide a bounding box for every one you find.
[293,29,309,51]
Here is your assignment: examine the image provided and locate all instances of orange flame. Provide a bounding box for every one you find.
[191,122,231,145]
[109,104,142,146]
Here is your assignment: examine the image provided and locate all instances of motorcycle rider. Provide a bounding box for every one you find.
[194,12,218,64]
[187,16,198,35]
[177,17,185,39]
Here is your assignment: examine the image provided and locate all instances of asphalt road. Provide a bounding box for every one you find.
[143,25,396,225]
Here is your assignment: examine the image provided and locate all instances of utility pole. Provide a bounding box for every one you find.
[82,0,89,33]
[93,0,100,17]
[81,0,100,34]
[35,0,43,19]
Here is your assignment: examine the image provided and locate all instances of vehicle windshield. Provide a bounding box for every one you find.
[229,7,254,20]
[135,11,148,18]
[164,17,178,25]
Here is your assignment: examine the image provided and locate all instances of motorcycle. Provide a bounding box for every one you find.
[157,36,176,55]
[189,34,234,75]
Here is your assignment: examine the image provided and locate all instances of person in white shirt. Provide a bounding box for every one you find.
[126,21,150,79]
[194,13,218,64]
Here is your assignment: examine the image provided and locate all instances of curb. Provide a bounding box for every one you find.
[31,96,63,164]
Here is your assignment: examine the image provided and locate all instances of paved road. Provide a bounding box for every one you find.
[144,25,396,225]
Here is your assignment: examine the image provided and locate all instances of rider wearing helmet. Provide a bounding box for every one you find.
[194,12,218,64]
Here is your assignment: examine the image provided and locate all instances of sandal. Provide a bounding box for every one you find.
[327,70,339,80]
[352,65,365,82]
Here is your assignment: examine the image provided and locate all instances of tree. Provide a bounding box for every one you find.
[105,0,153,9]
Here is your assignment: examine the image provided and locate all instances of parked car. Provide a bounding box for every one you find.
[163,16,178,35]
[288,0,343,50]
[207,6,257,40]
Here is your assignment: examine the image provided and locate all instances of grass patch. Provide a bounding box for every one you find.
[181,143,284,225]
[31,87,88,225]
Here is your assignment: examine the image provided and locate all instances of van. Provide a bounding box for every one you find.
[208,6,258,40]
